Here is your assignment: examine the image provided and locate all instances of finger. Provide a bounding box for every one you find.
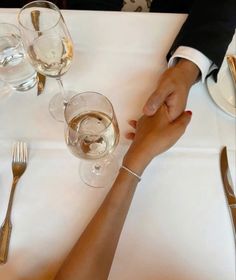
[143,86,173,116]
[128,120,137,129]
[125,132,135,140]
[172,110,192,135]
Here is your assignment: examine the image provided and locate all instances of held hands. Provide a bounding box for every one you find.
[123,105,192,175]
[143,59,200,121]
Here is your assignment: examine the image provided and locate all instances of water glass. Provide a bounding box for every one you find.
[0,23,37,92]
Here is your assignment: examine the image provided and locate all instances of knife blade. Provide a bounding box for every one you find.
[31,10,46,95]
[220,146,236,237]
[226,55,236,96]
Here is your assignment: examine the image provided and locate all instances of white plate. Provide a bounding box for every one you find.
[206,56,236,118]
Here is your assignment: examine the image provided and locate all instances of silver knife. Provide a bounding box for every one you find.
[226,55,236,100]
[220,146,236,238]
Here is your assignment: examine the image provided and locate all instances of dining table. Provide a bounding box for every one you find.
[0,8,235,280]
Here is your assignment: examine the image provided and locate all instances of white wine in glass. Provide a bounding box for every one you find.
[65,92,120,188]
[18,0,75,122]
[28,35,72,77]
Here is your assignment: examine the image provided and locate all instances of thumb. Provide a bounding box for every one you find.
[143,88,169,116]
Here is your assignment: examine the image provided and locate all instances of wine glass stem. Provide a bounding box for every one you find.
[93,163,102,175]
[56,77,68,106]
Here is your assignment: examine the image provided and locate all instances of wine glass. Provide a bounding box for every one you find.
[64,92,120,188]
[18,0,74,122]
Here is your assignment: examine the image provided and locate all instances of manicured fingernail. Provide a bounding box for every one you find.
[186,110,192,115]
[125,132,135,139]
[144,104,155,115]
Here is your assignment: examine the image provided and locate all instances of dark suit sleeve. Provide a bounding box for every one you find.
[168,0,236,75]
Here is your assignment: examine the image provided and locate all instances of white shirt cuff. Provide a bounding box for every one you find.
[168,46,216,82]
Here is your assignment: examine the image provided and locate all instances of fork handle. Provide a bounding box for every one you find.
[0,178,18,264]
[0,218,12,264]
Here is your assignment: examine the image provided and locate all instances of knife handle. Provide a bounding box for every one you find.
[37,72,46,96]
[30,10,43,37]
[229,205,236,238]
[31,10,40,31]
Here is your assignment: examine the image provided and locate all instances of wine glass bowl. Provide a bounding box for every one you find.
[18,1,74,121]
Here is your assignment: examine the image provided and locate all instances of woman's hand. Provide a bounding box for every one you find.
[123,105,192,175]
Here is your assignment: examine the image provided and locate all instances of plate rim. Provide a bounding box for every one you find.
[206,74,236,118]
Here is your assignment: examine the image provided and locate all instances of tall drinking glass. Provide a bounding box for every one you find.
[0,23,37,92]
[18,1,74,121]
[65,92,120,188]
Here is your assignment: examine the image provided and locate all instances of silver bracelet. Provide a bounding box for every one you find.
[120,165,141,182]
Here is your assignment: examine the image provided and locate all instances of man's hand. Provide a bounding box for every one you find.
[143,58,200,121]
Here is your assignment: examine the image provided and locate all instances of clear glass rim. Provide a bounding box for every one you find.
[18,0,62,32]
[0,22,21,49]
[64,91,116,133]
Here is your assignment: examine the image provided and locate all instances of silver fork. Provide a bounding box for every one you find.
[0,142,28,264]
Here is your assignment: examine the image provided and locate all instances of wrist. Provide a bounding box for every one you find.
[123,145,152,176]
[175,58,200,86]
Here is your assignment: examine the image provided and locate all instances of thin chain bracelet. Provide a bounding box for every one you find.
[120,165,141,182]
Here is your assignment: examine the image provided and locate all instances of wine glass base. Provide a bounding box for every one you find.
[49,91,77,122]
[79,156,119,188]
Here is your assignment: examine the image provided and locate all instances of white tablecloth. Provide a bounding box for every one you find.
[0,9,235,280]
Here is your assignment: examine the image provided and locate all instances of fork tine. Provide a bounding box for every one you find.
[22,142,25,162]
[12,142,16,163]
[19,142,22,162]
[22,142,24,162]
[23,142,27,162]
[17,142,20,162]
[21,142,24,162]
[16,142,18,162]
[12,144,14,162]
[18,142,20,162]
